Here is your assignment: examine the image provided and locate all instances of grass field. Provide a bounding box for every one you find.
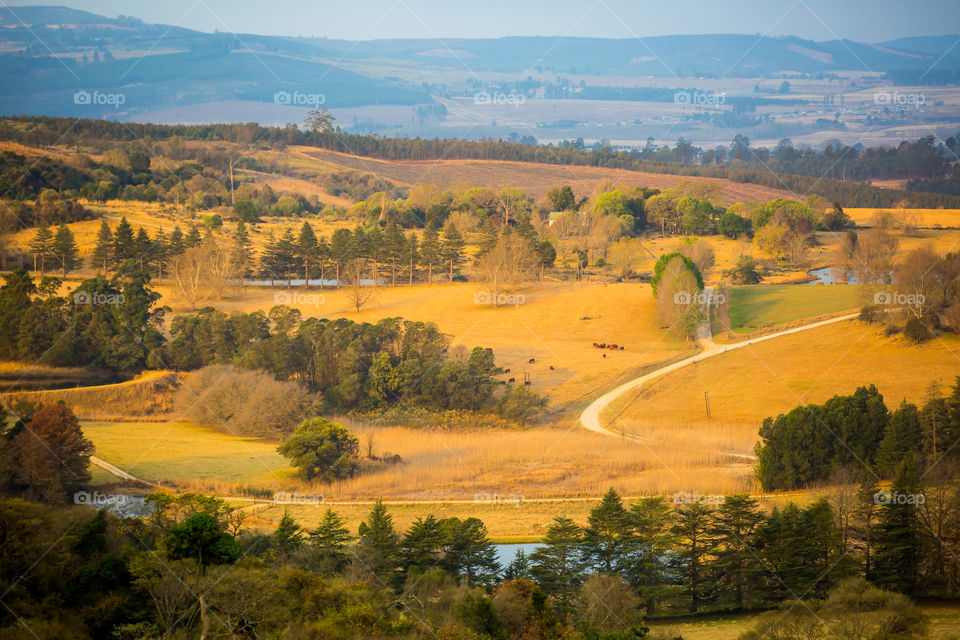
[607,319,960,464]
[724,284,860,334]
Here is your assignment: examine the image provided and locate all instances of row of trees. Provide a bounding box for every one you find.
[756,380,960,490]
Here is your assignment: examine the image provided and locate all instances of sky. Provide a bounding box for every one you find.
[8,0,960,42]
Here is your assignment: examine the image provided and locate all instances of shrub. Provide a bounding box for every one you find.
[174,365,321,437]
[278,417,359,481]
[903,317,933,344]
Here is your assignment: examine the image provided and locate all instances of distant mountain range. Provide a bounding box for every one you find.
[0,5,957,120]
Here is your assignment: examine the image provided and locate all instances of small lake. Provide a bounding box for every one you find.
[494,543,542,567]
[806,267,859,285]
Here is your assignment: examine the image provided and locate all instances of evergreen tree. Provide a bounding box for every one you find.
[51,223,80,278]
[295,221,319,285]
[624,496,676,615]
[440,221,465,283]
[112,216,135,265]
[921,385,949,463]
[877,401,922,476]
[355,499,399,580]
[383,222,406,286]
[855,473,882,579]
[133,226,152,272]
[400,514,445,575]
[711,494,764,610]
[530,516,586,615]
[29,225,53,276]
[404,231,419,285]
[184,225,202,248]
[583,488,630,574]
[441,517,500,586]
[329,227,354,288]
[420,226,441,284]
[91,219,113,272]
[873,455,926,596]
[309,508,351,575]
[168,226,186,257]
[504,548,532,581]
[274,510,304,559]
[151,229,169,283]
[671,501,716,613]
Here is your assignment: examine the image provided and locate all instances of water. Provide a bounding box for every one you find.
[75,493,154,518]
[495,543,542,567]
[806,267,858,285]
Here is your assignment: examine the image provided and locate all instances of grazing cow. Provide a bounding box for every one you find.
[524,381,531,386]
[504,368,511,373]
[508,378,516,383]
[484,347,494,353]
[549,365,555,370]
[592,342,600,348]
[528,358,535,363]
[619,346,625,351]
[602,354,606,358]
[499,380,506,385]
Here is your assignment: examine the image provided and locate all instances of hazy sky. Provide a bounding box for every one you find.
[9,0,960,41]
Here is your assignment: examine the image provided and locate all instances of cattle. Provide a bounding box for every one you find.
[602,354,606,358]
[528,358,536,363]
[508,378,516,383]
[524,381,532,386]
[484,347,493,352]
[619,346,625,351]
[499,380,507,385]
[549,365,555,370]
[504,368,511,373]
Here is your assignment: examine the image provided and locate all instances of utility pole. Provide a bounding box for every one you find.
[704,391,711,419]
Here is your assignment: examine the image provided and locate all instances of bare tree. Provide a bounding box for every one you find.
[475,233,534,305]
[346,257,376,312]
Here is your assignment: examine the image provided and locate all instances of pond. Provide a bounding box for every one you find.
[806,267,859,285]
[494,543,542,567]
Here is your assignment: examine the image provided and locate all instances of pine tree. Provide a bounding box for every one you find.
[530,516,586,615]
[440,221,465,283]
[420,226,441,284]
[877,401,922,477]
[309,508,351,575]
[355,499,399,579]
[168,226,186,258]
[316,235,330,288]
[921,383,949,463]
[274,510,304,559]
[441,517,500,586]
[504,548,532,581]
[711,494,764,610]
[583,488,630,574]
[671,501,716,613]
[625,497,676,615]
[404,231,419,285]
[29,225,53,276]
[873,455,926,596]
[91,219,113,272]
[383,222,406,286]
[151,229,169,283]
[855,473,881,579]
[400,514,445,574]
[231,220,254,279]
[329,228,354,288]
[184,225,202,248]
[51,224,80,278]
[133,226,152,272]
[296,221,319,285]
[112,217,135,266]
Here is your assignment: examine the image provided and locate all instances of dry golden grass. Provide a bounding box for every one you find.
[607,319,960,463]
[4,371,181,420]
[846,207,960,228]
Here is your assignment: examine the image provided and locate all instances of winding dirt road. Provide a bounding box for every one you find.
[579,312,860,461]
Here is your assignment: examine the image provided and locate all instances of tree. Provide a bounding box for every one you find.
[440,221,465,283]
[231,220,254,279]
[545,185,576,211]
[306,107,335,134]
[420,226,441,284]
[112,216,135,265]
[166,513,240,573]
[328,227,354,288]
[91,220,113,272]
[876,401,922,477]
[309,508,352,575]
[28,225,55,278]
[711,494,764,610]
[51,223,80,278]
[725,254,763,285]
[671,501,715,613]
[583,488,630,574]
[530,516,586,615]
[274,510,304,559]
[624,497,676,615]
[11,403,94,502]
[718,211,751,238]
[497,385,545,427]
[873,456,926,596]
[442,517,501,586]
[401,514,446,575]
[295,221,319,285]
[355,499,399,580]
[277,417,359,482]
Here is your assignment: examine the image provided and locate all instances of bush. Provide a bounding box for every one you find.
[903,317,933,344]
[174,365,321,437]
[859,305,881,323]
